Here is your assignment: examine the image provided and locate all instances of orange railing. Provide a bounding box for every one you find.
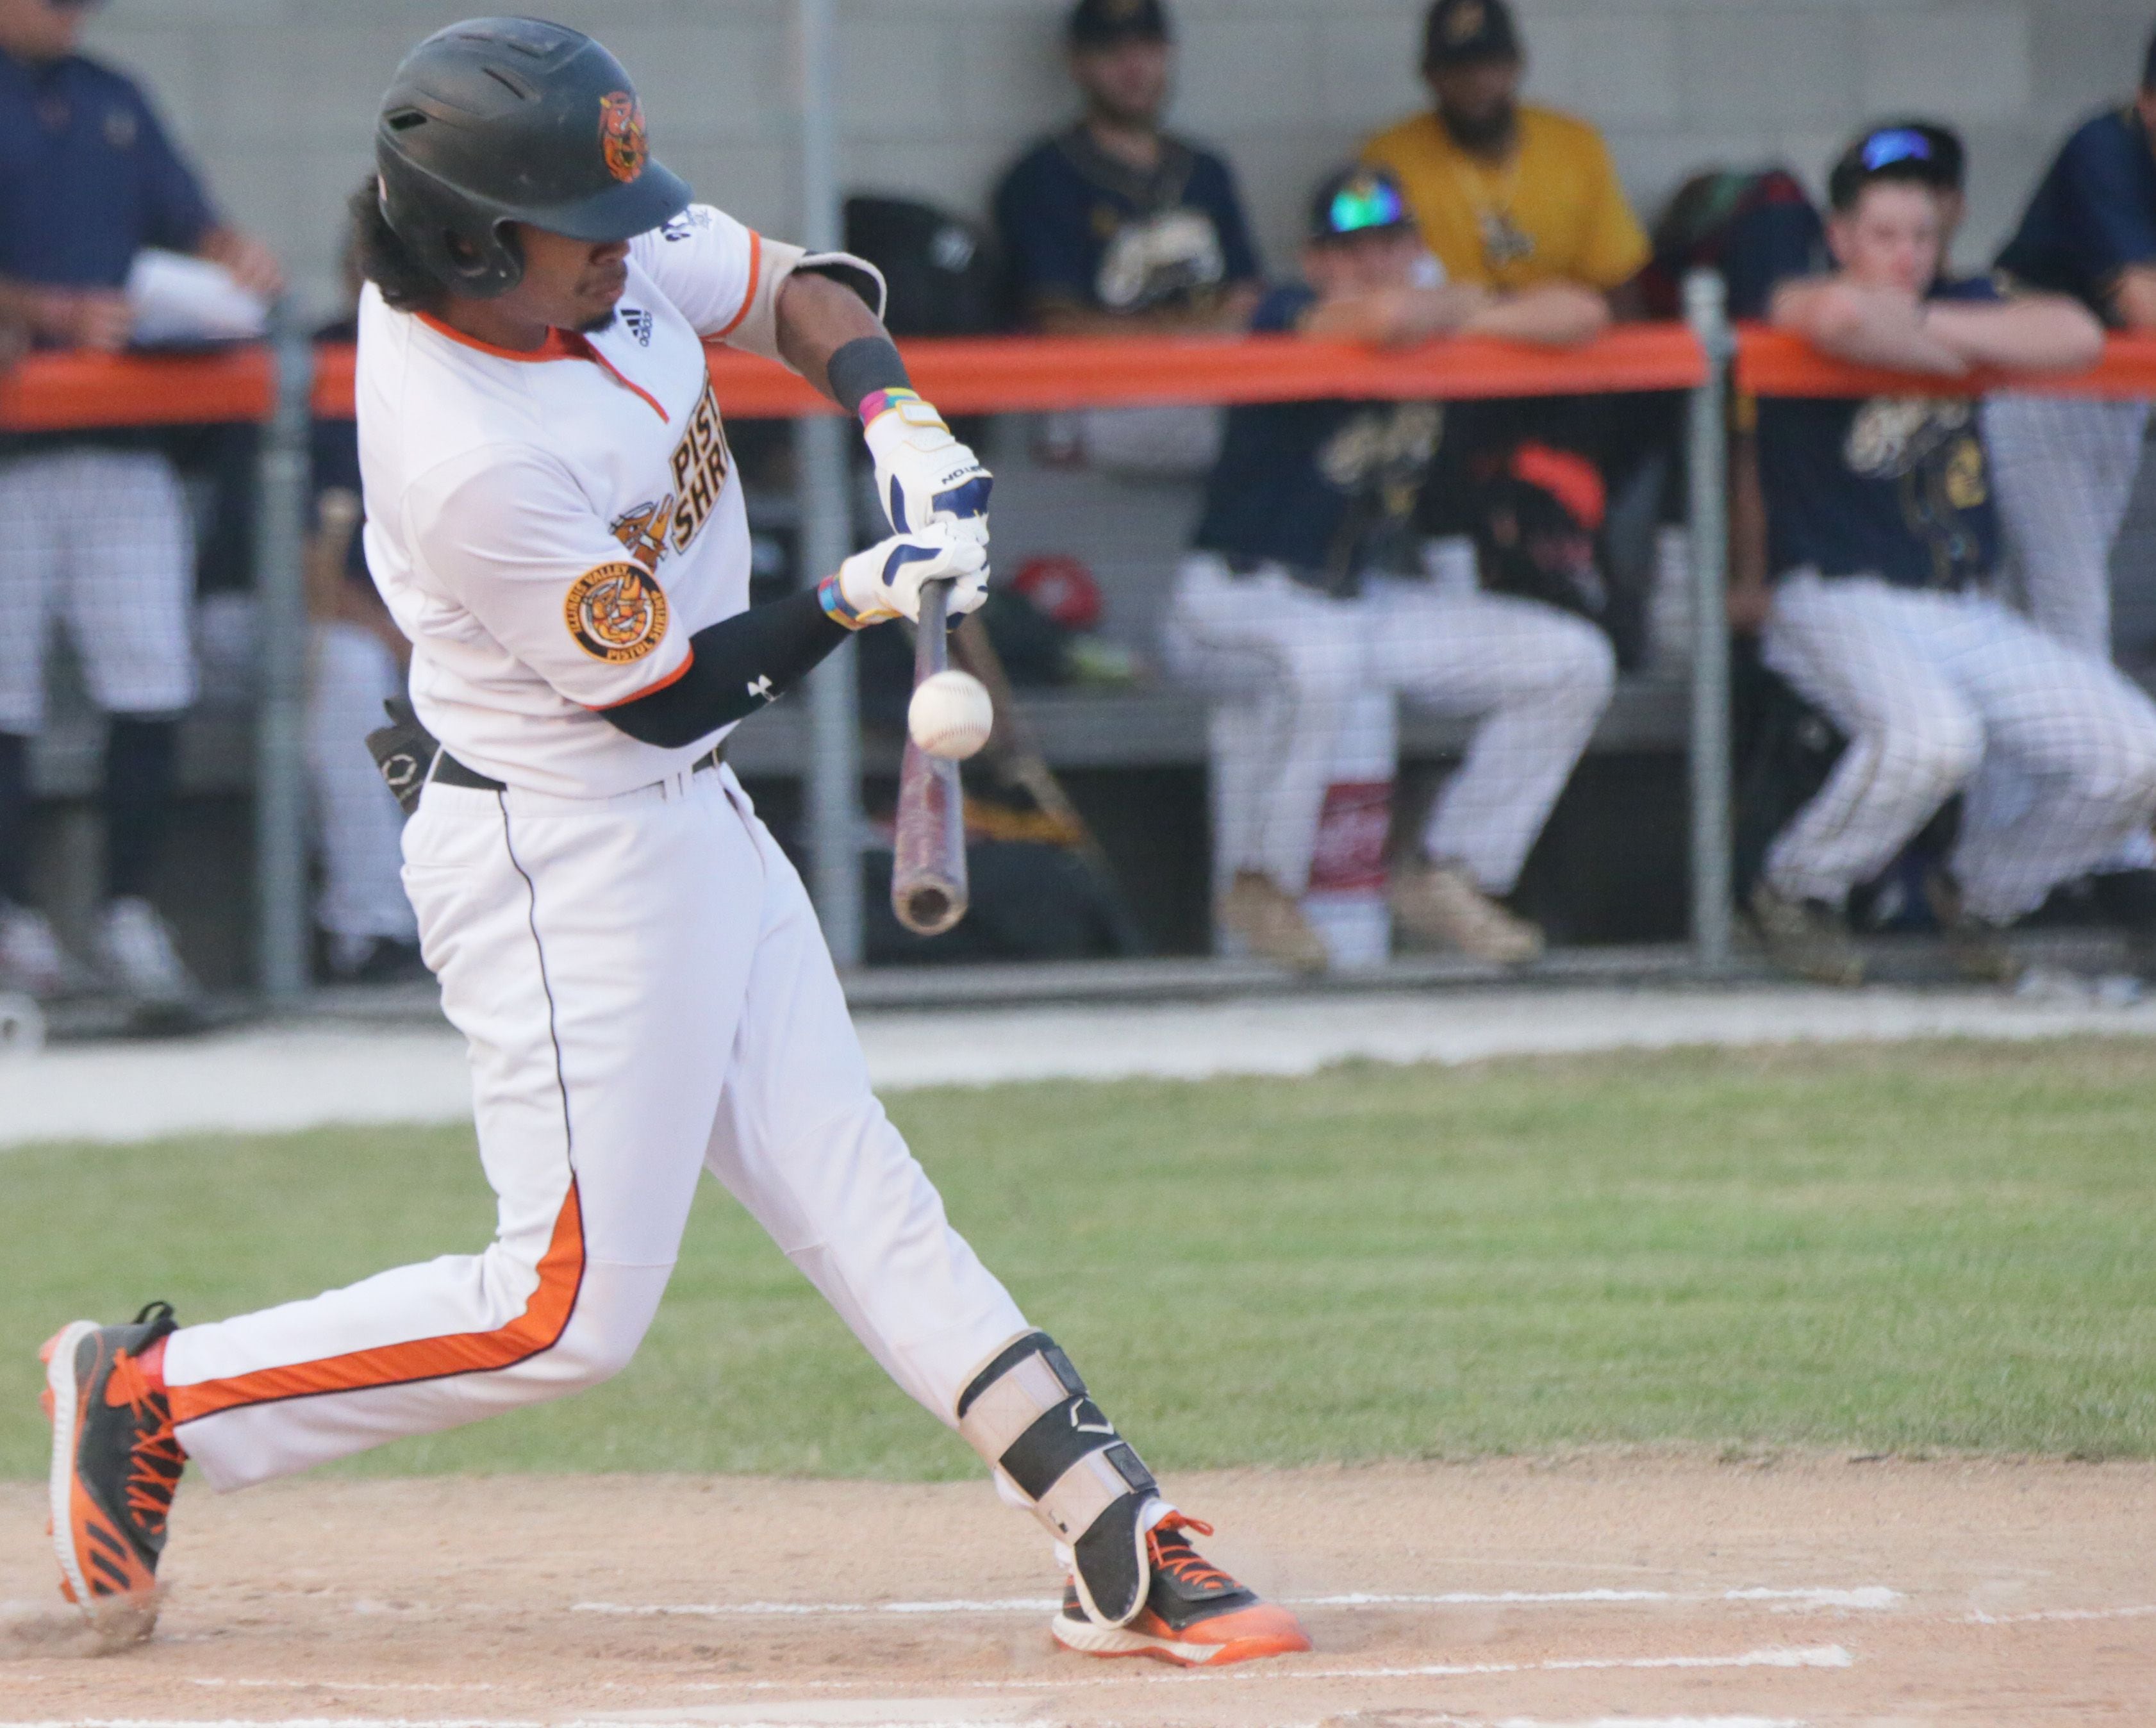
[8,326,1710,431]
[1735,326,2156,400]
[13,325,2156,431]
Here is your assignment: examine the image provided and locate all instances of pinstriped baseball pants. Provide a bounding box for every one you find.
[1761,573,2156,922]
[1983,393,2156,873]
[1163,556,1614,897]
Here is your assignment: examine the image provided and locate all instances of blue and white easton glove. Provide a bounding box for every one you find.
[859,388,993,543]
[820,524,989,629]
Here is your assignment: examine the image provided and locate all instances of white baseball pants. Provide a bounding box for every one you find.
[1982,394,2156,873]
[307,622,417,947]
[0,449,195,731]
[1163,555,1613,895]
[1983,394,2150,656]
[162,763,1028,1490]
[1761,573,2156,922]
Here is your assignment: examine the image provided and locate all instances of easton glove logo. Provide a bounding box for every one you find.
[565,562,669,663]
[599,92,647,184]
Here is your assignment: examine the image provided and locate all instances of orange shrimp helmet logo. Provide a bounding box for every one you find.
[599,92,647,184]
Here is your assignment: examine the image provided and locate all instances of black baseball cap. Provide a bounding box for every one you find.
[1422,0,1522,71]
[1068,0,1170,49]
[1827,123,1959,212]
[1307,165,1414,245]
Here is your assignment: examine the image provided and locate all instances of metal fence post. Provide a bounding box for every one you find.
[254,317,314,1001]
[794,0,862,967]
[1683,269,1734,972]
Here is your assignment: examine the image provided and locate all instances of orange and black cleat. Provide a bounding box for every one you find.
[40,1301,185,1638]
[1050,1511,1311,1667]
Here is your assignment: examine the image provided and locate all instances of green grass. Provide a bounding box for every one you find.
[6,1039,2155,1478]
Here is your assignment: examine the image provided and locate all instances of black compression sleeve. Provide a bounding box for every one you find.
[825,335,913,416]
[599,585,851,749]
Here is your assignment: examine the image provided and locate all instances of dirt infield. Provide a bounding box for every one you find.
[3,1456,2151,1725]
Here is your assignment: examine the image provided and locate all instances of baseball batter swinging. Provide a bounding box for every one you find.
[38,19,1308,1670]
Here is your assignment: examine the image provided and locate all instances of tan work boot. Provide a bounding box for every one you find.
[1390,861,1545,964]
[1749,880,1864,986]
[1218,870,1329,973]
[1923,870,2023,986]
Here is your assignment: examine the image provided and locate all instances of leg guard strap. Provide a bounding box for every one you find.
[958,1331,1157,1626]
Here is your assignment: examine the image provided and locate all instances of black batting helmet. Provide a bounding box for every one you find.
[375,17,692,299]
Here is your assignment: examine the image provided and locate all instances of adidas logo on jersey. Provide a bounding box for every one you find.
[622,307,654,347]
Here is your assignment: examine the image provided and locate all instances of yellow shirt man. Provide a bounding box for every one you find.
[1363,104,1648,294]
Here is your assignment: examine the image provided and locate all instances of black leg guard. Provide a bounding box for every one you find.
[957,1331,1158,1628]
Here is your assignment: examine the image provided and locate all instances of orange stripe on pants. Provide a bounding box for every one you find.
[170,1183,586,1425]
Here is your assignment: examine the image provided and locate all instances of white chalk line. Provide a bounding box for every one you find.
[568,1584,1898,1619]
[0,1708,1811,1725]
[1965,1602,2156,1625]
[0,1645,1856,1719]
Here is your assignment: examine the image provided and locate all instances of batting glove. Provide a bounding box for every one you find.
[861,388,992,543]
[820,526,989,629]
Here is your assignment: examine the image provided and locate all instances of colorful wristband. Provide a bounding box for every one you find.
[858,385,922,429]
[818,571,870,630]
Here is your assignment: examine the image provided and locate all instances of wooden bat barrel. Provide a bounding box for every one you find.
[891,578,969,936]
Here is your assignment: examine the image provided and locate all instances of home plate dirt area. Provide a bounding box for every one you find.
[3,1457,2152,1727]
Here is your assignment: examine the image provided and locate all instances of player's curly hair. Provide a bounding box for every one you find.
[347,176,449,313]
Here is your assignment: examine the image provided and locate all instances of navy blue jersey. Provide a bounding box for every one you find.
[0,48,213,290]
[1757,276,2002,591]
[993,125,1260,319]
[1191,285,1441,590]
[1996,107,2156,320]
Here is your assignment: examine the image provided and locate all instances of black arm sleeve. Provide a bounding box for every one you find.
[599,585,852,749]
[824,335,913,416]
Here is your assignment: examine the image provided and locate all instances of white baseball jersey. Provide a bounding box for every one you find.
[357,204,772,798]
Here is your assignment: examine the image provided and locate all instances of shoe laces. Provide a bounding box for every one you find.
[1147,1513,1232,1592]
[104,1350,184,1537]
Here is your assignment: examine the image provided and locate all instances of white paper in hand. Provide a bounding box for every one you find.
[127,249,268,345]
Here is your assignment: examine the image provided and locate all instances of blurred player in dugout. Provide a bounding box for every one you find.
[306,240,423,985]
[1166,164,1611,970]
[1981,28,2156,929]
[1361,0,1652,599]
[1741,127,2156,988]
[992,0,1261,476]
[0,0,278,1006]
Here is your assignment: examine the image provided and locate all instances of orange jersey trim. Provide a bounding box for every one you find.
[415,312,586,363]
[591,644,694,711]
[576,341,670,422]
[169,1182,586,1425]
[415,312,669,421]
[710,230,763,341]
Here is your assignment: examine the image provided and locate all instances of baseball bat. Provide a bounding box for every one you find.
[891,579,970,936]
[306,488,363,621]
[951,613,1148,956]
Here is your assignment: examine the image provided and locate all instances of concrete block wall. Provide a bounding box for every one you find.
[78,0,2155,318]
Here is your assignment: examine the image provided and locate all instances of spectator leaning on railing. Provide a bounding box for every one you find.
[1163,165,1612,972]
[1739,127,2156,990]
[991,0,1261,474]
[0,0,279,1010]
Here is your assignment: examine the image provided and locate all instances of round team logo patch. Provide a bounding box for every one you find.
[565,562,668,663]
[599,92,647,183]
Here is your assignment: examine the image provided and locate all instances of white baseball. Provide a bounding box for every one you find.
[908,669,993,760]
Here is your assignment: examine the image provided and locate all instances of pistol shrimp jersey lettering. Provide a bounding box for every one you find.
[358,203,777,799]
